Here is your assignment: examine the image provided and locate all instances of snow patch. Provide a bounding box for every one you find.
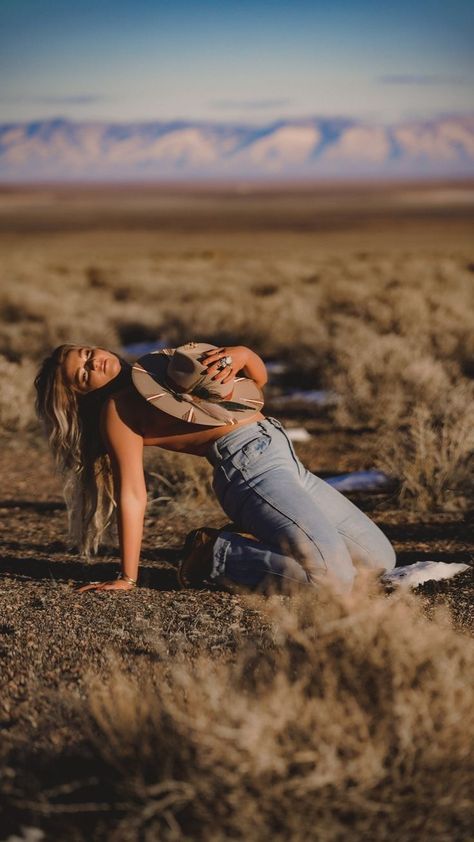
[248,125,321,169]
[382,561,469,589]
[276,389,337,407]
[326,470,393,492]
[286,427,311,442]
[324,126,390,162]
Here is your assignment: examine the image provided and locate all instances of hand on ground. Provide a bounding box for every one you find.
[76,579,135,593]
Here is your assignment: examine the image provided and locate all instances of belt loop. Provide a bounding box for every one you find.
[267,416,281,429]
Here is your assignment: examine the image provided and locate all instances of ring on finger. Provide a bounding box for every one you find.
[217,356,232,371]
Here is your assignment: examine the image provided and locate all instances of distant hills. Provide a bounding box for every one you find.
[1,114,473,181]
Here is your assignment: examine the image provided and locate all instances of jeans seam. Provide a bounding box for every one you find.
[337,528,374,557]
[215,461,234,483]
[237,472,329,572]
[272,423,302,475]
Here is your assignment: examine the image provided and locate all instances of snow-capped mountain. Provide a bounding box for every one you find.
[0,114,473,181]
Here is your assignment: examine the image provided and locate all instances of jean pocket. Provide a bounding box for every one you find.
[230,433,272,471]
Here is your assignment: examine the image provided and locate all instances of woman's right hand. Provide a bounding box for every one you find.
[76,579,136,593]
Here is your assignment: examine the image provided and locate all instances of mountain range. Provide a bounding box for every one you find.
[1,114,473,181]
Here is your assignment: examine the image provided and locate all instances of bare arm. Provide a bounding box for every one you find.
[78,397,146,592]
[241,348,268,388]
[202,345,268,389]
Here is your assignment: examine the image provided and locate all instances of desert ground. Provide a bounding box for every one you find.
[0,183,473,841]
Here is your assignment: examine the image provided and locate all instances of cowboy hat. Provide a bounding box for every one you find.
[132,342,264,427]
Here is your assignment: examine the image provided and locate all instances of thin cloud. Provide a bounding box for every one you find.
[33,95,107,105]
[211,98,293,110]
[0,94,108,105]
[378,74,467,86]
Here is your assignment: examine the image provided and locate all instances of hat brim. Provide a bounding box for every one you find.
[132,348,264,427]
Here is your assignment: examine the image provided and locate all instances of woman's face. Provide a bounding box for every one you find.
[62,347,121,394]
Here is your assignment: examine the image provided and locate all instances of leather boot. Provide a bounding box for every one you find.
[178,527,220,588]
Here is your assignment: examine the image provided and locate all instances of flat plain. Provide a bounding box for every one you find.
[0,183,473,841]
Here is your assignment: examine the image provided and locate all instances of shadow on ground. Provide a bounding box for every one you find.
[0,545,181,590]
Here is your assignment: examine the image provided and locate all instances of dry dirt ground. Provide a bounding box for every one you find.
[0,422,473,839]
[0,184,473,839]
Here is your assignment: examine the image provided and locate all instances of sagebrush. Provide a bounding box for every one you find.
[82,579,474,841]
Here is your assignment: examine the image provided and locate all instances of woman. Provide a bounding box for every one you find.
[34,342,396,594]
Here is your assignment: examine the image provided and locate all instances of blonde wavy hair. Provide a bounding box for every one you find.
[34,345,115,557]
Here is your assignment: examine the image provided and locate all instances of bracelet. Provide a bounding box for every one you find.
[117,572,138,587]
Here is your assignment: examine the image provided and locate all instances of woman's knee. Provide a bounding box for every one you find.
[377,536,396,572]
[291,531,356,592]
[349,532,396,573]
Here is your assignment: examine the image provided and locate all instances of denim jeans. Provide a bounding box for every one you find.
[206,417,396,593]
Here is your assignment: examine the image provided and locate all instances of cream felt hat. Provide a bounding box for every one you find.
[132,342,264,427]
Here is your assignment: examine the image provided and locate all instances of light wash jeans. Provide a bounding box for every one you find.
[206,417,396,593]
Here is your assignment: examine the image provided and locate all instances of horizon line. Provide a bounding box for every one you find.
[1,110,474,129]
[2,176,474,191]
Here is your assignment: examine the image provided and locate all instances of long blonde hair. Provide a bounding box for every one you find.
[34,345,115,557]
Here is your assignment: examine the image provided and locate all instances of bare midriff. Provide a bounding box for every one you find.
[111,387,266,457]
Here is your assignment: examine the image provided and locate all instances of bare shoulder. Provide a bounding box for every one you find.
[100,389,144,454]
[100,392,145,492]
[102,387,143,430]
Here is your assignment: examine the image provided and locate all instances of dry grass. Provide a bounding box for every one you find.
[143,448,218,518]
[0,354,37,431]
[376,390,474,511]
[80,579,474,841]
[0,190,473,841]
[331,329,457,428]
[0,194,474,424]
[1,187,473,509]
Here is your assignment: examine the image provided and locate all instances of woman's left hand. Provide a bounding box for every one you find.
[76,579,136,593]
[201,345,249,385]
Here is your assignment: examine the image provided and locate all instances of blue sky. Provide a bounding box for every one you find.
[1,0,473,125]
